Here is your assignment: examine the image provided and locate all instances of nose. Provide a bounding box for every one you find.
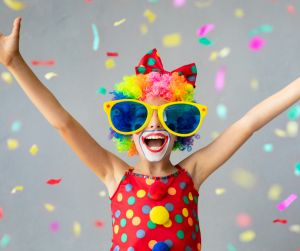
[148,110,162,130]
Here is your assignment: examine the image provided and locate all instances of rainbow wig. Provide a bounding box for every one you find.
[108,72,201,157]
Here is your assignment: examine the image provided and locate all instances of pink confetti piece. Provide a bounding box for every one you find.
[236,213,252,227]
[50,221,60,232]
[196,24,216,37]
[95,220,105,227]
[248,36,265,51]
[215,66,226,92]
[0,208,2,219]
[173,0,186,7]
[287,5,295,14]
[277,194,297,211]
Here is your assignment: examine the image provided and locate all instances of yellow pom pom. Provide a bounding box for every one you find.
[149,206,169,225]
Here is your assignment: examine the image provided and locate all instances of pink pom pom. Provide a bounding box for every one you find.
[149,181,167,200]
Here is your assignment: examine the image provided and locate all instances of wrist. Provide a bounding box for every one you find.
[6,53,23,70]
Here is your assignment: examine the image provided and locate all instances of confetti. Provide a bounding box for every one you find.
[45,72,58,80]
[287,105,300,119]
[287,5,295,14]
[216,104,227,120]
[31,60,55,66]
[11,120,22,132]
[209,51,218,61]
[236,213,252,227]
[1,72,13,84]
[46,179,62,185]
[248,25,274,37]
[199,37,216,46]
[91,23,100,51]
[211,131,219,138]
[0,234,10,248]
[3,0,25,11]
[7,139,19,150]
[235,8,244,18]
[114,18,126,26]
[140,24,148,35]
[107,52,118,57]
[50,221,59,232]
[95,220,104,227]
[294,162,300,176]
[215,188,226,195]
[173,0,186,7]
[162,33,181,47]
[268,184,282,200]
[29,144,38,155]
[231,169,256,189]
[273,219,287,224]
[251,79,259,90]
[196,24,215,37]
[277,194,297,211]
[44,204,55,211]
[274,128,286,137]
[263,143,273,152]
[11,186,23,194]
[286,121,298,137]
[239,230,256,242]
[105,59,115,69]
[195,0,212,8]
[248,36,265,51]
[149,0,159,2]
[99,191,106,197]
[144,9,156,23]
[74,222,81,236]
[0,208,2,219]
[289,224,300,234]
[227,243,236,251]
[215,66,226,91]
[219,47,230,58]
[97,87,107,95]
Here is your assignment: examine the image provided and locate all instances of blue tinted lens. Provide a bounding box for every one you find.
[111,101,148,132]
[163,104,201,134]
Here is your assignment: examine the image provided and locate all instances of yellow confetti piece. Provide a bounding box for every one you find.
[268,184,282,200]
[219,47,231,58]
[29,144,38,155]
[239,230,256,242]
[45,72,58,80]
[274,128,287,137]
[74,222,81,236]
[3,0,25,11]
[286,121,298,137]
[99,191,106,197]
[231,169,256,189]
[211,131,219,138]
[289,224,300,234]
[44,204,55,211]
[11,186,23,194]
[215,188,226,195]
[7,139,19,150]
[251,79,259,90]
[1,72,13,84]
[209,52,219,61]
[162,33,181,47]
[195,0,212,8]
[105,59,115,69]
[235,8,244,18]
[144,9,156,23]
[140,24,148,35]
[114,18,126,26]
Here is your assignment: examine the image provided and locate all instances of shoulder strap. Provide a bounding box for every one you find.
[129,166,134,172]
[175,164,182,170]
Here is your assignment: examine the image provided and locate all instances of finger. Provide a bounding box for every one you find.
[11,17,22,37]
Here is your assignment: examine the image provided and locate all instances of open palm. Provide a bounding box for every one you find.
[0,17,22,67]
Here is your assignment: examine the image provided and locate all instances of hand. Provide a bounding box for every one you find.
[0,17,22,67]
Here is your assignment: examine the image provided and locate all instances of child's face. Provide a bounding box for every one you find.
[131,97,178,162]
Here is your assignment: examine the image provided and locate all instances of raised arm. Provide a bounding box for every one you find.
[1,17,127,185]
[180,76,300,188]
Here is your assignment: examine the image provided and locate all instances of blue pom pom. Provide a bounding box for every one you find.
[153,242,169,251]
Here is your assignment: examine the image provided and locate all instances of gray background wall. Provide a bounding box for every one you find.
[1,0,300,250]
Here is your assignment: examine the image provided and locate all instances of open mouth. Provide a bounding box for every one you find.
[141,133,169,152]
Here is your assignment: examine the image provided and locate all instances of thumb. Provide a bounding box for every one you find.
[11,17,21,37]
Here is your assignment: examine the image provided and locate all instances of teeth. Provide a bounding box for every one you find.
[146,135,165,139]
[149,146,161,150]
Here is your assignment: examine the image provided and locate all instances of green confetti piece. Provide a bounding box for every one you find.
[149,0,159,1]
[248,24,274,37]
[1,234,10,248]
[294,162,300,176]
[227,243,237,251]
[263,143,273,152]
[91,23,100,51]
[11,120,22,132]
[199,37,217,45]
[96,87,106,95]
[287,104,300,119]
[216,104,227,120]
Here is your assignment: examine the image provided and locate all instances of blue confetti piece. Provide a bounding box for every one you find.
[216,104,227,120]
[11,120,22,132]
[294,162,300,176]
[227,244,236,251]
[287,104,300,120]
[97,87,107,95]
[263,143,273,152]
[91,23,100,51]
[1,234,10,248]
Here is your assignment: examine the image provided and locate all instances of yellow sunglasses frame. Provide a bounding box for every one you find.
[103,99,207,137]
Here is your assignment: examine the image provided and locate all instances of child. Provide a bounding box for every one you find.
[2,17,300,251]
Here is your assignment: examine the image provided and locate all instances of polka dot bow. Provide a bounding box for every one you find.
[135,48,198,88]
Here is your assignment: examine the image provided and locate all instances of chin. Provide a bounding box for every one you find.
[139,130,171,162]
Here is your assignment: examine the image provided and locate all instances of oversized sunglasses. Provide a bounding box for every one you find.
[103,99,207,137]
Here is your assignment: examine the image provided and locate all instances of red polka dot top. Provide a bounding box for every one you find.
[109,164,201,251]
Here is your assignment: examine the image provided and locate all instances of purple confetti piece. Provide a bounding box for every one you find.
[50,221,60,232]
[215,66,226,92]
[173,0,186,7]
[196,24,216,37]
[248,36,265,51]
[277,194,297,211]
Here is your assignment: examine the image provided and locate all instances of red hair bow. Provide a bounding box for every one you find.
[135,48,197,88]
